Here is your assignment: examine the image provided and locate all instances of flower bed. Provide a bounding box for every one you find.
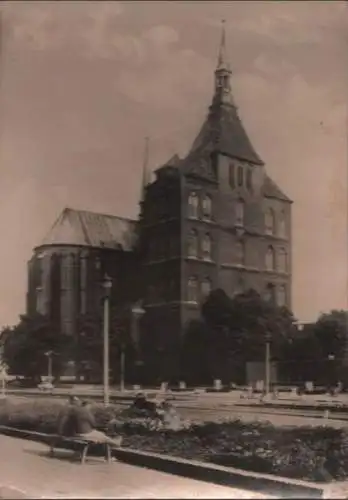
[1,398,348,483]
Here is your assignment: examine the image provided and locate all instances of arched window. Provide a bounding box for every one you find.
[235,240,245,266]
[188,229,198,258]
[188,276,198,303]
[202,233,212,260]
[265,246,275,271]
[246,168,253,191]
[264,283,276,304]
[201,278,212,299]
[277,285,287,307]
[202,194,212,220]
[278,210,286,238]
[188,192,199,219]
[229,163,235,188]
[80,253,88,315]
[234,277,245,297]
[237,166,244,186]
[278,248,287,273]
[235,199,245,227]
[265,208,275,235]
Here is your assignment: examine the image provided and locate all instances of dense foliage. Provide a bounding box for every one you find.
[183,288,296,384]
[0,398,348,483]
[1,314,72,381]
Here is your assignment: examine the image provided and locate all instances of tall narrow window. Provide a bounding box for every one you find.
[188,276,198,303]
[229,163,235,188]
[265,208,275,235]
[202,233,212,261]
[265,246,275,271]
[264,283,276,304]
[201,278,212,299]
[277,285,287,307]
[278,248,287,273]
[188,192,199,219]
[202,194,212,220]
[188,229,198,258]
[235,199,245,227]
[80,253,88,315]
[278,210,286,238]
[234,277,245,297]
[246,169,252,191]
[235,240,245,266]
[237,166,244,186]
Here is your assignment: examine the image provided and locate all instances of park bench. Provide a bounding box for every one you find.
[48,435,116,464]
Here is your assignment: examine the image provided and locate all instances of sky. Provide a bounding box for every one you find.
[0,0,346,326]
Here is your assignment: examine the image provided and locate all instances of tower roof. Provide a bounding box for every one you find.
[185,21,264,167]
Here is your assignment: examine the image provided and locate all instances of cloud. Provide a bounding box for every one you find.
[143,25,179,45]
[2,1,125,52]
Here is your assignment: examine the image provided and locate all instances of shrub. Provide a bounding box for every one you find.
[1,398,348,482]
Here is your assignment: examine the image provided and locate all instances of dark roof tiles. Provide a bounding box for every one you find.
[40,208,136,250]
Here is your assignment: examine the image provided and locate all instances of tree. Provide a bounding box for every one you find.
[200,288,297,383]
[77,304,136,383]
[2,313,72,382]
[313,310,348,359]
[313,310,348,385]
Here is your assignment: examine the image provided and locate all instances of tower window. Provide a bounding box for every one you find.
[234,277,245,297]
[188,276,198,303]
[235,240,245,266]
[237,166,244,187]
[188,229,199,258]
[229,163,235,188]
[188,192,199,219]
[265,208,275,235]
[265,246,275,271]
[278,210,286,238]
[264,283,276,304]
[202,194,212,220]
[277,285,287,307]
[201,278,212,299]
[246,169,252,191]
[278,248,287,273]
[202,233,212,261]
[235,199,245,227]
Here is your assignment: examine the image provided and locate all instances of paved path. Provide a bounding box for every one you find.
[0,435,270,499]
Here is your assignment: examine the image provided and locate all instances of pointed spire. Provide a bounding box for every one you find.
[140,136,150,203]
[217,19,230,72]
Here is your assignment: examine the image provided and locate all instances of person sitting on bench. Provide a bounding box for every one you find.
[75,400,122,448]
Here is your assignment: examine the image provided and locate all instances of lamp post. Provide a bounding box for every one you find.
[123,302,145,392]
[328,354,335,393]
[265,332,272,396]
[102,274,112,406]
[44,350,53,383]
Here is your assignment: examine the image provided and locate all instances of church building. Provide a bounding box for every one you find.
[26,25,292,382]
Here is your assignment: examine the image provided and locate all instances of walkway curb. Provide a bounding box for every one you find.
[0,425,329,498]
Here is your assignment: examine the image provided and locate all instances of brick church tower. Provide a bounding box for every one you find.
[138,23,292,379]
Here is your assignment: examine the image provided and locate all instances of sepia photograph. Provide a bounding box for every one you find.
[0,0,346,498]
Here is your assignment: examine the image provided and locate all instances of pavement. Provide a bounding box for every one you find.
[0,434,271,499]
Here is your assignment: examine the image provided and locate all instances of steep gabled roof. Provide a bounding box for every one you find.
[39,208,136,251]
[263,175,292,203]
[189,104,264,166]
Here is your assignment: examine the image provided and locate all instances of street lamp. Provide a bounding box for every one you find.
[265,332,272,396]
[44,351,54,383]
[102,274,112,406]
[328,354,335,393]
[129,302,145,392]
